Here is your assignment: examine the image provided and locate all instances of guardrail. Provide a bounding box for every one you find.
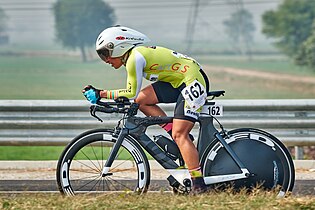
[0,99,314,159]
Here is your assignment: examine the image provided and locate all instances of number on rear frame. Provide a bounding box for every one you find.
[201,105,223,116]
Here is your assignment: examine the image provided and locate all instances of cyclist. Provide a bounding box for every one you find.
[83,25,210,194]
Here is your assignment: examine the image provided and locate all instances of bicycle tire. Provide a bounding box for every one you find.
[200,128,295,196]
[56,128,151,195]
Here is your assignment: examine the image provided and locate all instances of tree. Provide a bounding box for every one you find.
[295,22,315,69]
[262,0,315,59]
[0,7,9,45]
[0,7,8,33]
[223,8,256,57]
[53,0,116,62]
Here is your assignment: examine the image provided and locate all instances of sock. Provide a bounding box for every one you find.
[190,166,207,191]
[189,166,203,178]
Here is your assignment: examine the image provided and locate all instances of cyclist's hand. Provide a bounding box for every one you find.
[82,85,101,104]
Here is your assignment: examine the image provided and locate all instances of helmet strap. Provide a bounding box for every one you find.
[120,50,131,65]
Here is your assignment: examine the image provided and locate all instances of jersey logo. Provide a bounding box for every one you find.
[149,74,158,81]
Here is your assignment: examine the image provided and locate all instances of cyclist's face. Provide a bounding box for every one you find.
[104,56,123,69]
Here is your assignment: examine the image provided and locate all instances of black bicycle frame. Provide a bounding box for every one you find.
[101,113,247,177]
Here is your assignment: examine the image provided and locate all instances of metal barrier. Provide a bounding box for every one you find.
[0,99,314,159]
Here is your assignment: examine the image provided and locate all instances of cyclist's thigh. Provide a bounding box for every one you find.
[174,94,200,123]
[136,85,159,105]
[152,81,180,103]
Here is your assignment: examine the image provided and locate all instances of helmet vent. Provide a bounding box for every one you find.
[121,28,127,31]
[98,36,102,41]
[99,40,104,45]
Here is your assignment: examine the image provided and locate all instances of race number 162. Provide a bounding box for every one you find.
[208,105,223,116]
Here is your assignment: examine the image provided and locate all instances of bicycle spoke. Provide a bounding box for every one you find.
[73,175,102,192]
[71,173,101,182]
[104,176,111,191]
[89,143,102,169]
[88,177,103,192]
[109,155,134,172]
[72,159,101,174]
[76,150,101,172]
[106,176,135,191]
[78,150,102,172]
[69,168,100,175]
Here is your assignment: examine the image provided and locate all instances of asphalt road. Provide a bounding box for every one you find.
[0,180,313,196]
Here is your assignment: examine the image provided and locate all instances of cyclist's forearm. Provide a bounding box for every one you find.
[99,89,136,99]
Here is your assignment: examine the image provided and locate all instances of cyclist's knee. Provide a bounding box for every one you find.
[172,130,189,145]
[134,93,145,105]
[135,88,158,106]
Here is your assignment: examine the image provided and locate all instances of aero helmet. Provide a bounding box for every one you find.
[96,26,150,59]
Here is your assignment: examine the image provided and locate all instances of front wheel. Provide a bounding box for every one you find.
[56,129,151,195]
[201,128,295,196]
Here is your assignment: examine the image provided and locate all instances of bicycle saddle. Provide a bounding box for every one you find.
[207,90,225,97]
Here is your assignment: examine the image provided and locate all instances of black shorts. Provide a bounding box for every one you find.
[152,71,210,122]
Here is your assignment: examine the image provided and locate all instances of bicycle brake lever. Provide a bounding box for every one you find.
[90,106,103,122]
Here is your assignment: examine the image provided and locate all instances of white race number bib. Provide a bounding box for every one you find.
[181,80,207,111]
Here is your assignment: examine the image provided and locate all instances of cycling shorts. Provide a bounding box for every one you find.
[152,69,210,122]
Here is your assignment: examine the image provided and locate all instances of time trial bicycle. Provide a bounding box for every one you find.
[56,90,295,196]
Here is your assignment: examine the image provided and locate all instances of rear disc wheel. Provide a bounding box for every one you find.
[201,128,295,196]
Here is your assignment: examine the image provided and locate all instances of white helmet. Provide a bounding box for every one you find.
[96,25,150,59]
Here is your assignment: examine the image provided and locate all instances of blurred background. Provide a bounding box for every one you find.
[0,0,314,100]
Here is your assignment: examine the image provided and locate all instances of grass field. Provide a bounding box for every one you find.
[0,190,314,209]
[1,51,315,100]
[0,146,63,160]
[197,55,315,76]
[0,145,152,160]
[0,56,126,99]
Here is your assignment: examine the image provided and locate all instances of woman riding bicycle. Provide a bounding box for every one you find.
[83,25,210,194]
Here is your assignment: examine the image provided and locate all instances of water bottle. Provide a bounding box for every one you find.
[154,135,180,160]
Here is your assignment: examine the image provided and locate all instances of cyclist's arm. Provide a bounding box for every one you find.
[100,50,145,100]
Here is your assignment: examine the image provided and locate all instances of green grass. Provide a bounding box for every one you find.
[0,56,126,99]
[0,145,150,160]
[0,190,314,209]
[0,146,64,160]
[196,56,315,77]
[1,54,315,100]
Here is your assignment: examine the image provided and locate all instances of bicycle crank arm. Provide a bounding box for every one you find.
[204,168,251,185]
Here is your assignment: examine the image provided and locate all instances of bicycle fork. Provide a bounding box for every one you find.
[101,127,128,176]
